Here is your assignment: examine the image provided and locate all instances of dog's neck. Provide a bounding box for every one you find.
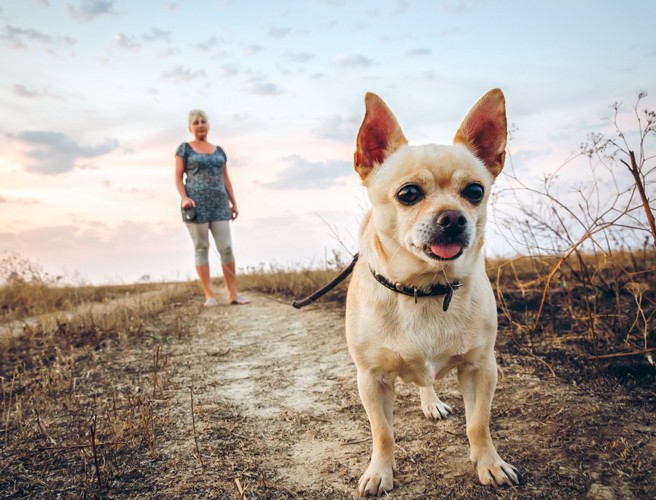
[363,228,458,286]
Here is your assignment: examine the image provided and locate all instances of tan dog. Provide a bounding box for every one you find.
[345,89,520,496]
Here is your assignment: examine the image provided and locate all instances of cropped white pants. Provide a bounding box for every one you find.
[185,220,235,266]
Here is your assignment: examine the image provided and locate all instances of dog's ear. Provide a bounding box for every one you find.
[454,88,507,178]
[354,93,408,181]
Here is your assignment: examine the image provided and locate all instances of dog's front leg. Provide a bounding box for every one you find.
[457,357,520,487]
[356,369,396,497]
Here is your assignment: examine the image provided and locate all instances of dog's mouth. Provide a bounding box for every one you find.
[424,243,464,261]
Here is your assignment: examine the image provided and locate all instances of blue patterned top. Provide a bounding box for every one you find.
[176,142,232,223]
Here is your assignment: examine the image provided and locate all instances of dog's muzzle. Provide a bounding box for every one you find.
[424,210,470,260]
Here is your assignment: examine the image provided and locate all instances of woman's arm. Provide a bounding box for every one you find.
[223,165,239,220]
[175,155,195,208]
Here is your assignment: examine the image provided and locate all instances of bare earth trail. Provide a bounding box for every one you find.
[131,292,654,499]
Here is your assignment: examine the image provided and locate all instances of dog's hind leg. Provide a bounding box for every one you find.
[419,385,452,419]
[356,369,396,497]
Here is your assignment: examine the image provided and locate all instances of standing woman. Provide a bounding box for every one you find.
[175,109,249,306]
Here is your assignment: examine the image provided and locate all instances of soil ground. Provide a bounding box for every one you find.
[2,290,655,498]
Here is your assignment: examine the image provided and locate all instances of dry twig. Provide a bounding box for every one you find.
[235,477,247,499]
[89,414,103,490]
[189,386,205,470]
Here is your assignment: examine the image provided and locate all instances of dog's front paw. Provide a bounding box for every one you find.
[474,452,521,487]
[358,462,394,497]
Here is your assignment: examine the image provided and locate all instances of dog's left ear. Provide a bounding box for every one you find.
[354,93,408,181]
[454,88,507,178]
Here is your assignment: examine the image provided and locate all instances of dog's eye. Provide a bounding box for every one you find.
[396,184,424,205]
[462,183,484,203]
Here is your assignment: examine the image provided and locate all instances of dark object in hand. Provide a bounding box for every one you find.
[181,206,196,222]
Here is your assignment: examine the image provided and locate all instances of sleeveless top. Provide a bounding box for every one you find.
[176,142,232,223]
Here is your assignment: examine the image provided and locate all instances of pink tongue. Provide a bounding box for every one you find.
[430,243,462,259]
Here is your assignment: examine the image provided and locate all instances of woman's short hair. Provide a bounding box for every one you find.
[188,109,209,125]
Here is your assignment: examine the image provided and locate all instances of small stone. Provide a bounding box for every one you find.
[586,483,616,500]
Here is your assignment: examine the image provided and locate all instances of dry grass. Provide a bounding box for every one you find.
[0,253,166,322]
[0,270,198,497]
[238,251,355,307]
[489,248,656,385]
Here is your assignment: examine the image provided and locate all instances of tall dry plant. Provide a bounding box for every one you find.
[493,91,655,376]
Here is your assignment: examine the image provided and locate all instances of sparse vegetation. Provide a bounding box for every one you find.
[492,91,656,383]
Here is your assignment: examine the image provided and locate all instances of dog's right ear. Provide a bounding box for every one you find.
[354,93,408,181]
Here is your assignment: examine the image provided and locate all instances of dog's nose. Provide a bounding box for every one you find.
[436,210,467,233]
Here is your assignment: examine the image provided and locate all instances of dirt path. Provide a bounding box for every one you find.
[2,288,655,497]
[135,292,655,499]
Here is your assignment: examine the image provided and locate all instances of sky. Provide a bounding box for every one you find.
[0,0,654,284]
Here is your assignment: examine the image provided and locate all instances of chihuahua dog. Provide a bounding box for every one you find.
[345,89,520,496]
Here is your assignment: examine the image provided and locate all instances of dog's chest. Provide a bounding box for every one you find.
[378,302,475,383]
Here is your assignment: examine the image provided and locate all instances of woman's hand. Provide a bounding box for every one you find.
[181,197,195,209]
[231,205,239,220]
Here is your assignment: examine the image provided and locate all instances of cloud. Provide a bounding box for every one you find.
[143,28,171,43]
[267,26,292,38]
[392,0,410,15]
[113,33,140,51]
[316,0,346,6]
[0,25,76,50]
[221,63,240,77]
[406,48,432,56]
[161,65,207,83]
[405,69,447,82]
[314,113,359,142]
[285,51,315,62]
[68,0,116,22]
[1,26,49,48]
[12,84,64,100]
[195,36,219,51]
[11,130,119,175]
[161,47,181,57]
[243,81,283,96]
[0,195,39,205]
[265,155,353,190]
[192,36,227,58]
[444,0,483,15]
[242,44,265,56]
[334,54,376,70]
